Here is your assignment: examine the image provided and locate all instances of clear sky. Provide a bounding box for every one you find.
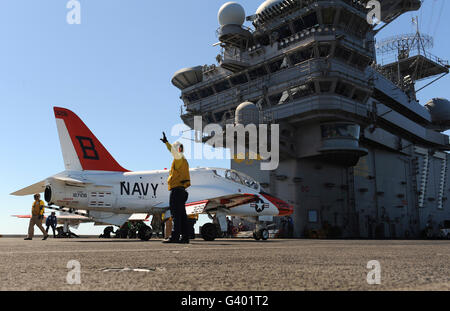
[1,0,449,235]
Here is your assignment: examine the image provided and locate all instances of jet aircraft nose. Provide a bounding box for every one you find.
[260,192,294,216]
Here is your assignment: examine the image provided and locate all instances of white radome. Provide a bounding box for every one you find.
[218,2,246,26]
[256,0,284,15]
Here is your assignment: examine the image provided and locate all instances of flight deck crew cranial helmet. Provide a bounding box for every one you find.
[34,194,40,200]
[172,141,184,153]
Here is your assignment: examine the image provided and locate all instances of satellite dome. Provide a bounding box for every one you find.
[218,2,245,26]
[256,0,284,15]
[235,101,259,125]
[425,98,450,124]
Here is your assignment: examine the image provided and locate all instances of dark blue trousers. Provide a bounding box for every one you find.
[169,187,189,241]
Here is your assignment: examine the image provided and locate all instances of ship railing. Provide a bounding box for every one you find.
[377,48,449,68]
[221,47,250,64]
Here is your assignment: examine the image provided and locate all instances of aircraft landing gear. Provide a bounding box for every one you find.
[253,228,269,241]
[253,220,272,241]
[201,212,227,241]
[200,223,219,241]
[137,224,153,241]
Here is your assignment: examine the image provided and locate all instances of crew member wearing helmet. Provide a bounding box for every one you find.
[24,194,49,241]
[160,132,191,244]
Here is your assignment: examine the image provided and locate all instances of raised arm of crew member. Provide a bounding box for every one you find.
[161,132,191,190]
[160,132,190,244]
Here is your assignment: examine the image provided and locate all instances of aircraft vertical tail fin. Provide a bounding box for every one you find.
[53,107,128,172]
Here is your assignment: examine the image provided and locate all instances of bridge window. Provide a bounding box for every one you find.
[352,88,368,103]
[319,81,333,93]
[185,91,199,102]
[248,66,268,80]
[322,8,336,25]
[321,123,360,140]
[274,24,292,41]
[214,111,225,123]
[290,82,316,100]
[269,91,290,106]
[199,87,214,99]
[268,57,288,73]
[335,81,352,98]
[214,80,231,93]
[318,43,331,58]
[334,46,352,63]
[352,54,371,70]
[289,47,314,66]
[230,73,248,86]
[293,12,318,33]
[338,9,352,29]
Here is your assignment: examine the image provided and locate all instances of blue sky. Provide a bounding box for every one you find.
[1,0,449,235]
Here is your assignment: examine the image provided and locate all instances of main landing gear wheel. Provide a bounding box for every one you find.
[138,226,153,241]
[201,223,218,241]
[253,229,269,241]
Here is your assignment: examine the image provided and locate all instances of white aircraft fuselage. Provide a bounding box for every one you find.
[12,107,293,232]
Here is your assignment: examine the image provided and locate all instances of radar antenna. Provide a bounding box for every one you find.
[374,16,449,97]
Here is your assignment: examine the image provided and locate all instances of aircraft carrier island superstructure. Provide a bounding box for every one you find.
[172,0,450,238]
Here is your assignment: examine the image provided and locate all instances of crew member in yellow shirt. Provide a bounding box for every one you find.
[160,132,191,244]
[24,194,49,241]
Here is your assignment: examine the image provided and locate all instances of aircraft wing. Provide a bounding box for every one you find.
[12,214,91,223]
[186,193,259,215]
[12,215,33,219]
[48,176,91,186]
[10,180,46,196]
[11,175,112,196]
[55,215,92,224]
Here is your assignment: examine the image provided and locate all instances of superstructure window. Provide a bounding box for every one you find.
[199,87,214,99]
[290,82,315,100]
[268,91,290,106]
[214,111,225,122]
[319,81,333,93]
[248,66,268,80]
[318,43,331,58]
[352,89,367,103]
[230,73,248,86]
[351,17,368,37]
[274,24,292,41]
[214,80,231,93]
[338,9,352,28]
[322,8,336,25]
[289,47,314,66]
[352,54,371,70]
[268,57,288,73]
[293,12,318,33]
[185,92,199,102]
[334,46,352,63]
[321,123,361,140]
[335,81,352,98]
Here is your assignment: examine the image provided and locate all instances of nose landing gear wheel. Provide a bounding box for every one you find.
[201,223,218,241]
[138,226,153,241]
[253,229,269,241]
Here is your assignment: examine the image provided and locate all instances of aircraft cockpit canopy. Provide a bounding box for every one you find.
[212,168,260,191]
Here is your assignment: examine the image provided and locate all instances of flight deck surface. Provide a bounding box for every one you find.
[0,238,448,291]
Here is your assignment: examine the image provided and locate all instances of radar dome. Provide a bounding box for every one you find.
[235,101,259,125]
[256,0,284,15]
[425,98,450,124]
[218,2,246,26]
